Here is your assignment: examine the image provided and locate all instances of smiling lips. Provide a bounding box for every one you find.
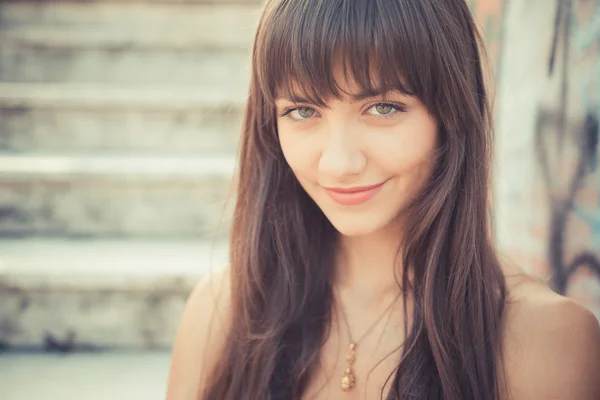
[323,181,386,205]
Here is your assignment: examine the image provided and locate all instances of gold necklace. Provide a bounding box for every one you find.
[335,290,401,392]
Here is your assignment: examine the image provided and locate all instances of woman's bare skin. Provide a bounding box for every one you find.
[167,261,600,400]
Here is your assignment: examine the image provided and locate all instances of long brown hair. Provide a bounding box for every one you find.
[202,0,507,398]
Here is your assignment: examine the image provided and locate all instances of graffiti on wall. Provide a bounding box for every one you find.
[469,0,505,72]
[535,0,600,297]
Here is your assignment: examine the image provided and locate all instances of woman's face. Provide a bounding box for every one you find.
[275,68,439,237]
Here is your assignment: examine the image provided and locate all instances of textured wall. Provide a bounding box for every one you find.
[495,0,600,318]
[470,0,505,63]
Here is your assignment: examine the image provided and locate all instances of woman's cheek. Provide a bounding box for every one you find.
[279,126,322,174]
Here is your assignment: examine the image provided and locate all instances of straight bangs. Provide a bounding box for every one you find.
[255,0,438,111]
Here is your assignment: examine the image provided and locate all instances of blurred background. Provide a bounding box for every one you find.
[0,0,598,399]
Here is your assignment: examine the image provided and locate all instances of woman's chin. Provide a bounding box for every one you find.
[327,218,385,237]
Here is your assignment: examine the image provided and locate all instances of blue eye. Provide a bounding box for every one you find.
[280,106,316,120]
[375,104,394,114]
[367,103,405,118]
[295,107,315,119]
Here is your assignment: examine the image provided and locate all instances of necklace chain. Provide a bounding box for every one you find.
[335,289,401,392]
[337,292,400,345]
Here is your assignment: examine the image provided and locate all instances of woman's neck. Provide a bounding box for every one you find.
[333,223,405,309]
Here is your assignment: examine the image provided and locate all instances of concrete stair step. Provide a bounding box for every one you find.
[0,83,245,153]
[0,40,252,86]
[0,2,261,47]
[0,237,228,349]
[1,0,260,16]
[0,153,236,237]
[0,352,171,400]
[0,2,259,84]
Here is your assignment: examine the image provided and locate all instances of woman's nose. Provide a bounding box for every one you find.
[318,127,366,178]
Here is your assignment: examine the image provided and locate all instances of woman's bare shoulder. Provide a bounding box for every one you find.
[166,266,233,400]
[501,265,600,400]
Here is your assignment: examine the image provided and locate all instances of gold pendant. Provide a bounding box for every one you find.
[341,342,357,392]
[341,367,356,391]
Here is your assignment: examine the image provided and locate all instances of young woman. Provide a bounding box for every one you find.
[167,0,600,399]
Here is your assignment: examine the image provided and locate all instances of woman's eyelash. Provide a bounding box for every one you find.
[279,106,316,118]
[279,107,304,118]
[279,102,406,120]
[370,103,407,116]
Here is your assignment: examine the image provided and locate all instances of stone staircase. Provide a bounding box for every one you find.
[0,0,261,350]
